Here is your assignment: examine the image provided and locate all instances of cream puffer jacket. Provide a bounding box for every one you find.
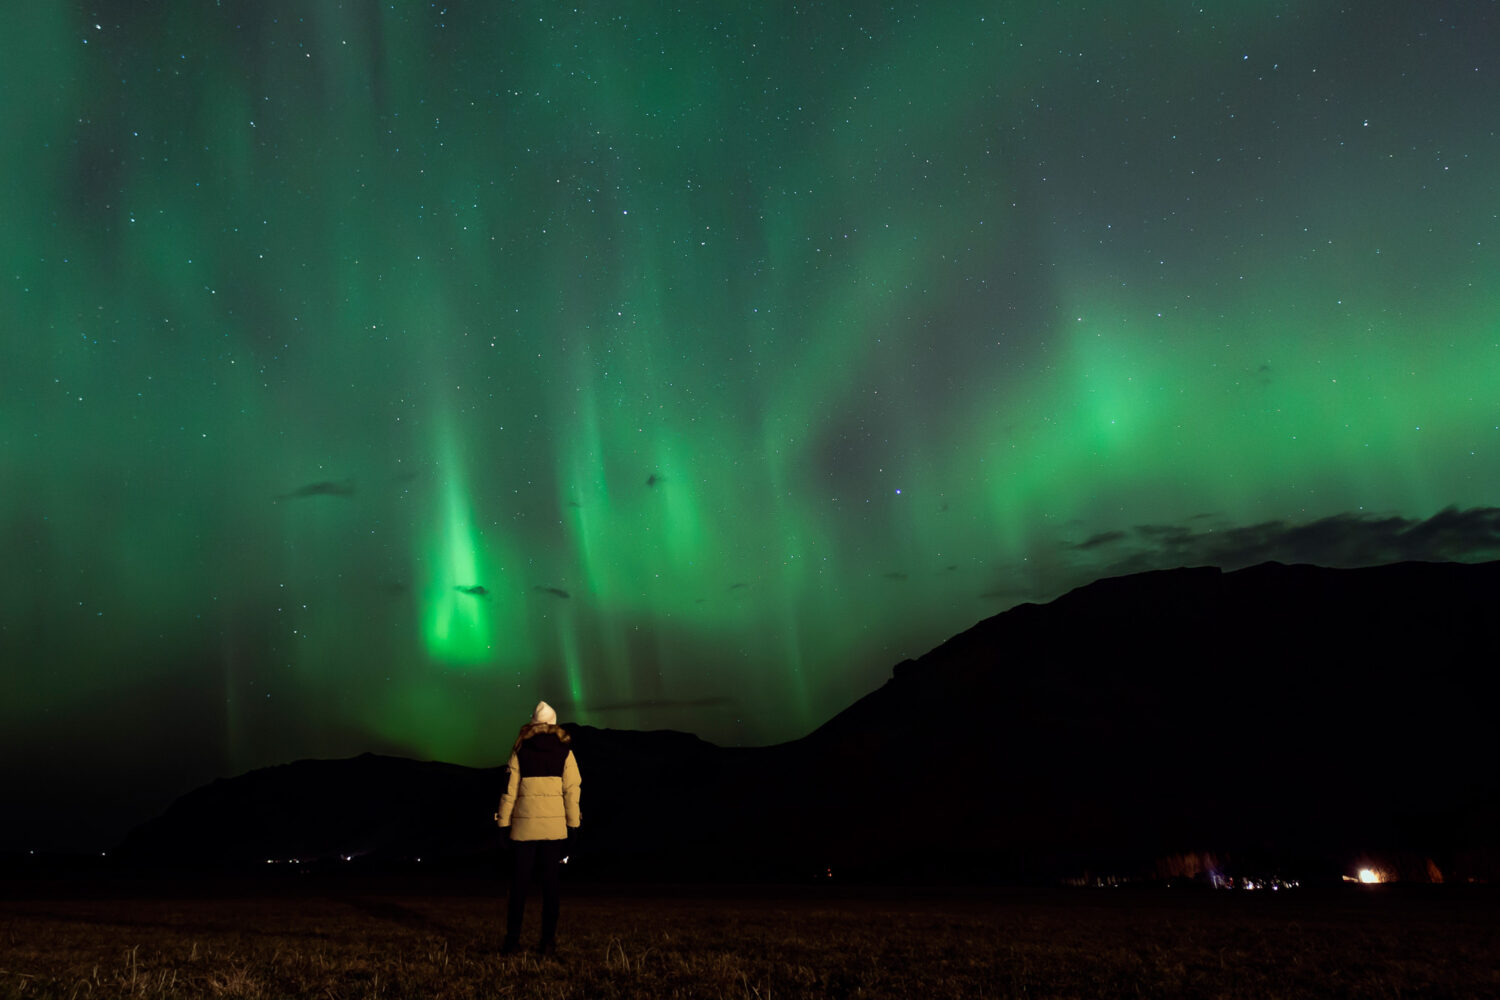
[496,723,581,841]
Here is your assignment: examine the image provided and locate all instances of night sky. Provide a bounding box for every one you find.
[4,2,1500,849]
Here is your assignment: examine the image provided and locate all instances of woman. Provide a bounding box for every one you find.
[496,701,581,956]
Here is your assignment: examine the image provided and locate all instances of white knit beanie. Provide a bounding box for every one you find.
[532,701,558,726]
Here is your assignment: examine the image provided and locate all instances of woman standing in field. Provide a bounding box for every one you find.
[496,701,581,956]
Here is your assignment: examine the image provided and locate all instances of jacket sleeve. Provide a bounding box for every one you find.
[497,753,520,827]
[563,750,582,828]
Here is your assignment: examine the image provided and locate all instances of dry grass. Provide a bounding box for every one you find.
[0,884,1495,998]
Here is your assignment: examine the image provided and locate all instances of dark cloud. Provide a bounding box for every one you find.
[274,479,355,501]
[1133,524,1193,539]
[1087,506,1500,577]
[1073,529,1127,551]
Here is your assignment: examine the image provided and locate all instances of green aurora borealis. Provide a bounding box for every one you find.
[4,1,1499,842]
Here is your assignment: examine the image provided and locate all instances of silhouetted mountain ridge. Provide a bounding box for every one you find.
[118,560,1500,882]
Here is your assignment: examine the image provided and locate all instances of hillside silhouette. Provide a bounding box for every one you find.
[117,560,1500,883]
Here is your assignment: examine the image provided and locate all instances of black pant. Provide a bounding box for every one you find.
[505,839,565,946]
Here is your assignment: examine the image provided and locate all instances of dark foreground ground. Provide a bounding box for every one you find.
[1,880,1496,999]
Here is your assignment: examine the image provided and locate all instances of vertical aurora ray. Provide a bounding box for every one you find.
[555,612,587,721]
[423,460,490,662]
[418,412,533,668]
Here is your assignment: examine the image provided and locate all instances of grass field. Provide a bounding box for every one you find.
[1,881,1495,998]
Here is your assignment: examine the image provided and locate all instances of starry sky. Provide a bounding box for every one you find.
[4,1,1500,849]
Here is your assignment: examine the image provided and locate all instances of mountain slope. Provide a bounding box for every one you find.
[118,560,1500,882]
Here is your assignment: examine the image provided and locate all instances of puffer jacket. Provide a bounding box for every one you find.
[497,723,581,841]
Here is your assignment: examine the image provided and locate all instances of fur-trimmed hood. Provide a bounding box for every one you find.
[512,722,570,755]
[518,722,570,743]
